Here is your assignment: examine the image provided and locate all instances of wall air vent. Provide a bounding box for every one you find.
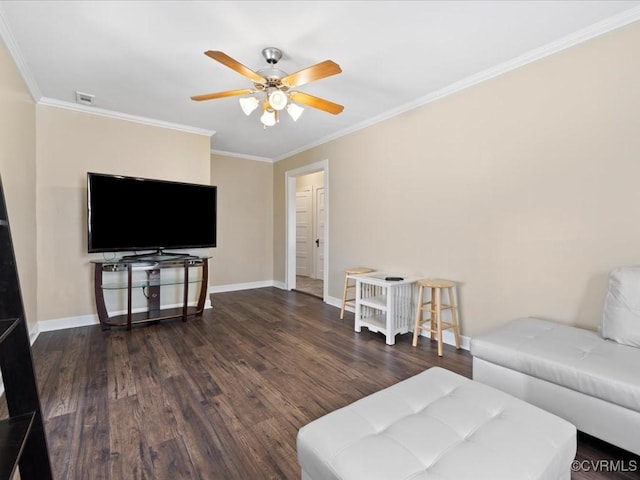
[75,91,95,105]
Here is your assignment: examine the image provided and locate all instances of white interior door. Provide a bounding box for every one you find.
[314,187,325,280]
[296,187,312,277]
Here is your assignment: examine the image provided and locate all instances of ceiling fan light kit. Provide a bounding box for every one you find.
[191,47,343,128]
[268,89,288,111]
[260,108,277,127]
[239,96,260,116]
[286,102,304,122]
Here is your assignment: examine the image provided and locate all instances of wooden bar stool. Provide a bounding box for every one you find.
[340,267,375,320]
[412,279,461,356]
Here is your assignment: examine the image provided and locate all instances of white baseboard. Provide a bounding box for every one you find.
[34,281,274,334]
[439,329,470,351]
[325,295,343,309]
[33,283,469,351]
[324,295,469,350]
[36,300,212,334]
[209,280,276,293]
[38,314,99,333]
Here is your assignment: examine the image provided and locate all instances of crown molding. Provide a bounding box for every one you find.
[2,2,639,161]
[38,97,215,137]
[275,7,640,162]
[0,5,42,101]
[210,149,273,163]
[1,4,214,137]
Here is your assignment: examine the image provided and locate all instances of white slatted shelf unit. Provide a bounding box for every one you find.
[358,293,387,310]
[352,273,419,345]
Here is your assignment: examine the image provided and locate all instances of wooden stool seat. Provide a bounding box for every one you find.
[412,278,461,356]
[345,267,375,275]
[416,278,455,289]
[340,267,375,320]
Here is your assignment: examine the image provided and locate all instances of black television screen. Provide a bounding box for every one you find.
[87,172,217,253]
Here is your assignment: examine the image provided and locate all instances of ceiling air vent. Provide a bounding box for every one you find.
[75,91,95,105]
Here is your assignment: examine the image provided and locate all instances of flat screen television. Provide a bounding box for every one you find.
[87,172,217,256]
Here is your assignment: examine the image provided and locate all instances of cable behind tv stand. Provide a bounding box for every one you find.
[91,255,210,331]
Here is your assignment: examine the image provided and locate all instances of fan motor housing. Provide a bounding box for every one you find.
[262,47,283,65]
[255,67,288,91]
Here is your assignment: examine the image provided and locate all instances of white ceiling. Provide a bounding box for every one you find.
[1,1,639,162]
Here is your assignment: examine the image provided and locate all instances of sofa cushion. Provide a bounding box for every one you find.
[602,266,640,347]
[471,317,640,413]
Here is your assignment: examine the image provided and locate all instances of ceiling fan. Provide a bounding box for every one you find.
[191,47,344,127]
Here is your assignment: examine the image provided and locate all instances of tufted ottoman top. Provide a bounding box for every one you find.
[297,367,576,480]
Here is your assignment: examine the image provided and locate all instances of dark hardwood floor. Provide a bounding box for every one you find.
[12,288,640,479]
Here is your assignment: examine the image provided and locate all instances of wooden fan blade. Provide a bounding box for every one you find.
[281,60,342,88]
[204,51,265,84]
[288,91,344,115]
[191,88,253,101]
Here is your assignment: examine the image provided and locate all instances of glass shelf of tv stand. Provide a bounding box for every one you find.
[92,255,210,290]
[91,254,210,265]
[100,277,205,290]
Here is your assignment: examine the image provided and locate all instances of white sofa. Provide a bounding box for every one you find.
[471,267,640,456]
[471,316,640,455]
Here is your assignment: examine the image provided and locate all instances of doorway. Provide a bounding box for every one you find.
[285,160,328,301]
[294,171,324,297]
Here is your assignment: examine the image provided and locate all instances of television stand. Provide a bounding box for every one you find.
[121,250,191,262]
[91,255,210,330]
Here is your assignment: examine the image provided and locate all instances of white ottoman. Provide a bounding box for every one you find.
[297,367,576,480]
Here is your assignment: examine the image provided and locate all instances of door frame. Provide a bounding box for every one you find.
[285,159,328,300]
[312,185,325,280]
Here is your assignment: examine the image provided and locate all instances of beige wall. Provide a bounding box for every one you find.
[36,106,211,322]
[296,171,324,189]
[275,22,640,336]
[210,154,273,286]
[0,38,38,330]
